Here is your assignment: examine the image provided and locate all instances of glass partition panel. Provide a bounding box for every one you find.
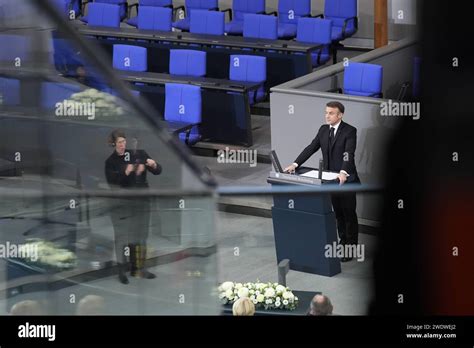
[0,0,218,315]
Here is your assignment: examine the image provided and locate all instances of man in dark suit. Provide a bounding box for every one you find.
[284,101,360,262]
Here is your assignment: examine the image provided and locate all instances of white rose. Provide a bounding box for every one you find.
[282,291,291,299]
[287,292,294,301]
[235,283,243,289]
[237,287,249,298]
[250,295,255,301]
[264,288,275,298]
[256,294,265,303]
[294,297,299,301]
[249,290,255,295]
[221,282,234,291]
[225,289,233,298]
[283,300,289,305]
[276,285,286,293]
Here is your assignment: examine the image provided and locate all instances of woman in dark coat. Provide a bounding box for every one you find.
[105,130,162,284]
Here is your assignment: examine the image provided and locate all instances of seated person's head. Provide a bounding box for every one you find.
[308,294,333,316]
[77,295,105,315]
[232,297,255,316]
[10,300,43,315]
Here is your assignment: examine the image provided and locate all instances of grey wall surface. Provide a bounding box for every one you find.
[127,0,419,41]
[270,37,419,223]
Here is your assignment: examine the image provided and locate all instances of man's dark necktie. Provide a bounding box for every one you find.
[329,127,335,145]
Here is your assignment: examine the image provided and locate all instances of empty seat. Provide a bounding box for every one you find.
[296,18,332,67]
[277,0,311,39]
[0,34,30,64]
[229,55,267,104]
[323,0,358,41]
[343,62,383,98]
[224,0,266,36]
[127,0,173,27]
[165,83,202,145]
[190,9,225,35]
[137,6,173,31]
[52,37,84,75]
[172,0,219,32]
[50,0,81,18]
[50,0,69,16]
[243,14,278,40]
[169,50,206,77]
[41,82,82,109]
[81,0,127,23]
[0,77,21,106]
[113,45,148,72]
[87,3,121,28]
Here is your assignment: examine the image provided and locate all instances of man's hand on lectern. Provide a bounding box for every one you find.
[338,171,348,185]
[284,164,297,174]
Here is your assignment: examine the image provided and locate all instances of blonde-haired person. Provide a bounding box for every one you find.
[76,295,105,315]
[232,297,255,316]
[10,300,43,315]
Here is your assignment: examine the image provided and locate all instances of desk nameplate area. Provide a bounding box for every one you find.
[268,171,322,186]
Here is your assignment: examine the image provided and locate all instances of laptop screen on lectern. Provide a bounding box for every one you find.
[270,150,284,173]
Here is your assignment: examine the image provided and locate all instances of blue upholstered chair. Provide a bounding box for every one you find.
[169,50,206,77]
[343,62,383,98]
[81,0,127,23]
[136,6,173,31]
[320,0,358,41]
[164,83,202,145]
[172,0,219,32]
[243,14,278,40]
[86,3,121,28]
[296,18,333,67]
[50,0,82,18]
[0,34,30,64]
[223,0,266,36]
[275,0,311,39]
[113,45,148,72]
[190,9,225,35]
[0,78,21,106]
[52,37,84,75]
[229,55,267,104]
[127,0,173,27]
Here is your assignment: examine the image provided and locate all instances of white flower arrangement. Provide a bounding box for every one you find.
[68,88,125,117]
[20,239,77,271]
[218,281,299,311]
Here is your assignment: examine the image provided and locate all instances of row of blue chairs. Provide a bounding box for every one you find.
[112,45,267,104]
[78,4,335,68]
[112,44,384,101]
[49,0,358,41]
